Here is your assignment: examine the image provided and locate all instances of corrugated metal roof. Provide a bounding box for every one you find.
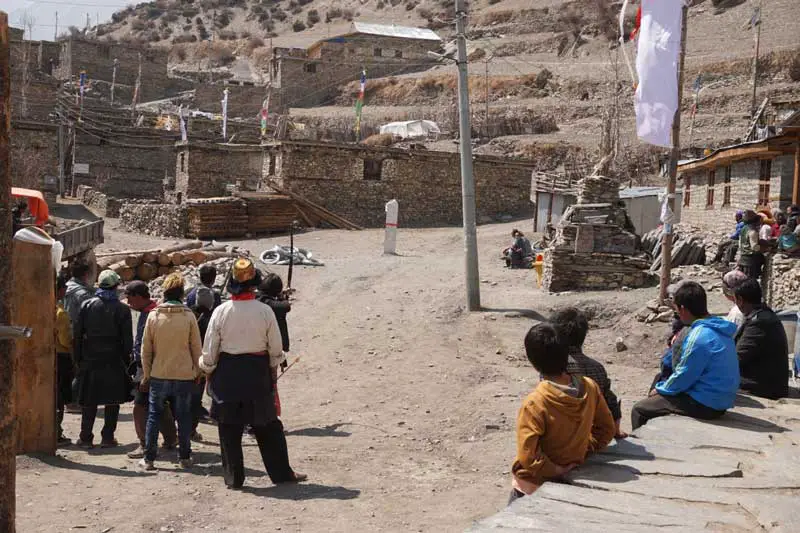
[351,22,442,42]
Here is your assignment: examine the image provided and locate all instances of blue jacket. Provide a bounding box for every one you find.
[656,316,740,411]
[729,221,745,240]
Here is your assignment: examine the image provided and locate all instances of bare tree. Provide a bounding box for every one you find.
[17,11,37,118]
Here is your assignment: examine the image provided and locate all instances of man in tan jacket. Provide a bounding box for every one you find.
[140,273,203,470]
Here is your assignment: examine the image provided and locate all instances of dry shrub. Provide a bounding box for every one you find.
[171,43,188,61]
[790,54,800,82]
[218,28,237,40]
[247,36,265,53]
[196,41,236,66]
[481,10,514,25]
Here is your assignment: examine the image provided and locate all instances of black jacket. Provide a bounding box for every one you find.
[735,305,789,400]
[260,296,291,352]
[73,296,133,405]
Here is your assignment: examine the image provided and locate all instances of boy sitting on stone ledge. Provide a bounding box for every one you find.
[551,307,627,438]
[510,323,615,503]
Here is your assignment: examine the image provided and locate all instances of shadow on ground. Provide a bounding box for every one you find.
[241,483,361,501]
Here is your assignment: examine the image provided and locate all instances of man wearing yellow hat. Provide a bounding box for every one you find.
[200,258,307,489]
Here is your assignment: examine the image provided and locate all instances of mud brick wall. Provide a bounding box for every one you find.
[10,121,58,191]
[73,130,174,199]
[274,143,534,227]
[120,203,188,238]
[764,254,800,311]
[680,154,795,233]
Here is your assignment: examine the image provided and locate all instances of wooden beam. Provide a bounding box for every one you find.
[678,143,784,172]
[0,11,17,533]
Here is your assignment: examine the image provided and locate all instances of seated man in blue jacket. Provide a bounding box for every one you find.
[632,282,740,430]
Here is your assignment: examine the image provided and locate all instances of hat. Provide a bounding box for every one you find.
[228,257,262,295]
[162,272,185,292]
[722,270,749,296]
[98,270,121,289]
[195,286,214,310]
[124,280,150,298]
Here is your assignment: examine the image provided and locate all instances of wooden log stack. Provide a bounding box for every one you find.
[99,241,237,283]
[240,193,297,235]
[186,198,248,239]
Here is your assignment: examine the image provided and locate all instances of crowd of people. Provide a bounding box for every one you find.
[732,205,800,279]
[510,278,790,501]
[55,258,306,488]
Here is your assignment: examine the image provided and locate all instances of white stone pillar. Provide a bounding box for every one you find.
[384,199,398,255]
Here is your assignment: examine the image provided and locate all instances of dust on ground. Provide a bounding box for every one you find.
[16,220,732,532]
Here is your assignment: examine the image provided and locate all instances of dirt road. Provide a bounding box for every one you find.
[16,221,731,532]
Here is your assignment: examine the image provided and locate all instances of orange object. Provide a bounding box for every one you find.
[11,187,50,226]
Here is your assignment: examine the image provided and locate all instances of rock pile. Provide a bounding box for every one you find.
[642,228,707,271]
[575,175,619,205]
[764,254,800,310]
[120,204,188,238]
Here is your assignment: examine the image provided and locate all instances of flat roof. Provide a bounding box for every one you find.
[350,22,442,42]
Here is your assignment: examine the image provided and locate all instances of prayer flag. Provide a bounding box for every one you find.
[634,0,683,148]
[179,105,188,142]
[354,69,367,140]
[222,88,229,140]
[260,98,269,138]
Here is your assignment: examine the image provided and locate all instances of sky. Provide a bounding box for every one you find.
[7,0,131,41]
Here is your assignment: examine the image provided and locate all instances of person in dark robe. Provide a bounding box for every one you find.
[199,258,307,489]
[73,270,133,448]
[733,279,789,400]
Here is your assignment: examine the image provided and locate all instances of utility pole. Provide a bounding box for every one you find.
[659,5,688,303]
[750,3,762,117]
[54,11,58,41]
[57,103,64,196]
[0,12,18,533]
[455,0,480,311]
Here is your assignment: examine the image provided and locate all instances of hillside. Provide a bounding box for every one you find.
[90,0,800,180]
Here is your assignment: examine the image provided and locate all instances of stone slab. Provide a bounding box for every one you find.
[737,495,800,533]
[632,415,774,453]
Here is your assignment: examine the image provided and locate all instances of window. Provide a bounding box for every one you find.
[706,169,715,207]
[363,159,383,180]
[373,47,382,57]
[179,153,186,173]
[304,63,317,74]
[684,175,691,207]
[394,49,403,59]
[268,156,276,176]
[722,166,732,206]
[758,159,772,206]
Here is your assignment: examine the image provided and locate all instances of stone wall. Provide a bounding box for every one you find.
[195,83,269,119]
[76,186,122,217]
[764,254,800,311]
[275,34,440,109]
[9,121,58,191]
[176,143,263,199]
[55,38,192,102]
[543,249,654,292]
[680,155,795,233]
[10,39,60,77]
[72,128,175,199]
[119,203,188,238]
[271,142,534,227]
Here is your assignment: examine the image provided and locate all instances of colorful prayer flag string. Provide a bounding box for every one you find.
[354,69,367,141]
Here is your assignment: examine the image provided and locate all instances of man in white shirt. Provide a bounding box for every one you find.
[200,258,307,489]
[722,270,748,327]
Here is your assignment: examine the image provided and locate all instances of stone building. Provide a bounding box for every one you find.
[678,113,800,233]
[271,22,442,109]
[71,125,177,199]
[174,140,534,227]
[194,81,269,119]
[54,38,192,103]
[10,121,59,193]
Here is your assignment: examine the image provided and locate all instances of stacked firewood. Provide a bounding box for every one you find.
[96,242,238,282]
[186,198,248,239]
[240,193,297,234]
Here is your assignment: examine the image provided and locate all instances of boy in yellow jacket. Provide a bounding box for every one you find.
[510,323,615,502]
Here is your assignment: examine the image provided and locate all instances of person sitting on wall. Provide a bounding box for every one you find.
[631,282,740,430]
[734,279,789,400]
[713,211,744,264]
[503,229,534,269]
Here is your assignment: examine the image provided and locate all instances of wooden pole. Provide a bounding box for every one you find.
[793,142,800,205]
[0,12,18,533]
[750,4,762,118]
[659,5,688,304]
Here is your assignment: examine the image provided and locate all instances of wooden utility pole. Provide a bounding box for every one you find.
[750,4,762,117]
[484,58,489,138]
[658,5,688,303]
[0,12,17,533]
[54,11,58,41]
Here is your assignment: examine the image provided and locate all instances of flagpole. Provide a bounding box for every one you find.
[658,4,688,304]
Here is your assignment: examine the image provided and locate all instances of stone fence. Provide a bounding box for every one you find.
[77,186,123,218]
[764,254,800,311]
[120,203,188,238]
